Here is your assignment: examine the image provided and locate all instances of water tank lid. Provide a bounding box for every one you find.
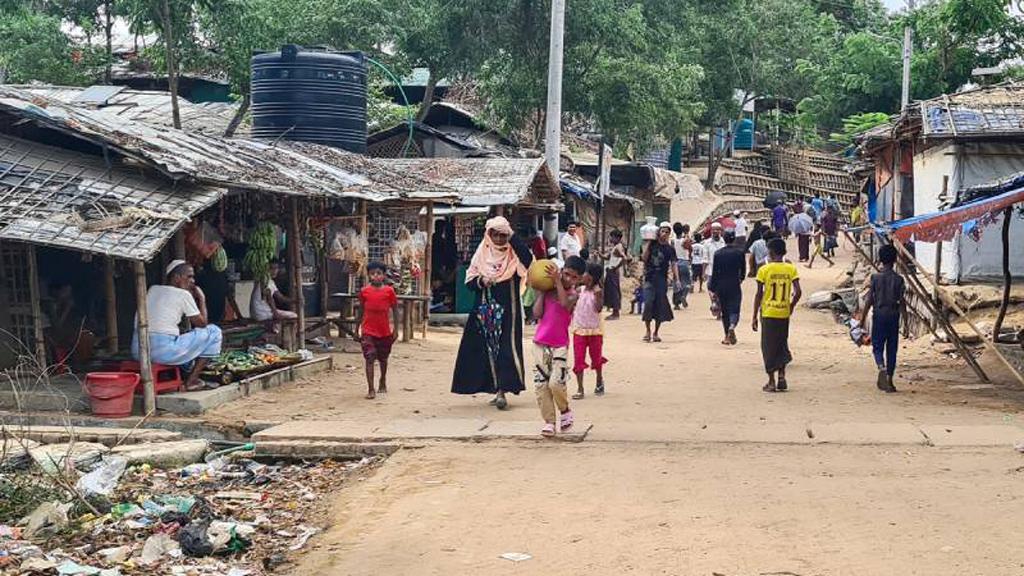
[281,44,300,61]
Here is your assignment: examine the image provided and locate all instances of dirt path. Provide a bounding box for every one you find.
[208,246,1024,432]
[202,243,1024,575]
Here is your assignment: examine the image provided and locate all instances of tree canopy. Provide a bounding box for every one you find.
[2,0,1022,151]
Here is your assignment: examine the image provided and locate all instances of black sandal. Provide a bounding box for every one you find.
[762,382,777,393]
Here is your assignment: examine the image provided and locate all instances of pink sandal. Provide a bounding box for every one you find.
[559,409,575,431]
[541,423,556,437]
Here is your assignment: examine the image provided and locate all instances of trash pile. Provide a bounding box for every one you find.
[1,436,382,575]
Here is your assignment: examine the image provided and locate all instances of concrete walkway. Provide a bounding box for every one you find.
[252,418,1023,454]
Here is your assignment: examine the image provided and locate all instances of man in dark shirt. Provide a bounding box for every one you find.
[709,231,747,346]
[821,206,839,257]
[860,244,905,392]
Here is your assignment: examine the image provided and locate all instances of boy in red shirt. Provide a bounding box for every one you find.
[358,262,400,399]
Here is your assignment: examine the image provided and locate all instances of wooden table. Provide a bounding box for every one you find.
[329,293,431,342]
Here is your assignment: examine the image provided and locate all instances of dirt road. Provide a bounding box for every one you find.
[206,246,1024,575]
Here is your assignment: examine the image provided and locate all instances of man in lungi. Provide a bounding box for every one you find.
[751,239,802,393]
[135,260,223,391]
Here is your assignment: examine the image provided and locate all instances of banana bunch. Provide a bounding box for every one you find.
[244,222,278,282]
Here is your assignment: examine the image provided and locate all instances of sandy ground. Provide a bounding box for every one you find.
[202,242,1024,575]
[207,245,1024,432]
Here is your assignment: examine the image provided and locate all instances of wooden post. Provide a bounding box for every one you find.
[993,206,1013,342]
[173,231,186,260]
[26,246,46,364]
[422,201,434,339]
[897,256,987,382]
[932,240,943,332]
[319,225,329,323]
[133,261,155,415]
[894,241,1023,386]
[932,175,948,332]
[105,257,119,353]
[359,201,369,284]
[289,198,306,350]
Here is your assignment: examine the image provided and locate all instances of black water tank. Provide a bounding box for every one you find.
[251,44,367,153]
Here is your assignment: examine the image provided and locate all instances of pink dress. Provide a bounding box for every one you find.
[534,290,574,349]
[572,287,607,374]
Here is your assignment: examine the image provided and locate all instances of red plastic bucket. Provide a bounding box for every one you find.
[83,372,140,418]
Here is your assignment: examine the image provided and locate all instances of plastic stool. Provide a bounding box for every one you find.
[113,360,184,395]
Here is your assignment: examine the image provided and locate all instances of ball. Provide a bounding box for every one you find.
[527,259,556,292]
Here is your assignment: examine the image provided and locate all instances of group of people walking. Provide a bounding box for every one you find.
[448,205,906,436]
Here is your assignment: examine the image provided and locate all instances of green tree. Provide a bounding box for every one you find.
[0,6,95,84]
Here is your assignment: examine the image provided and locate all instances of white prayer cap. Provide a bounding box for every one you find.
[165,259,188,277]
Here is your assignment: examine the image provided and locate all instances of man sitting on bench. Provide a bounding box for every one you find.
[134,260,223,391]
[250,260,297,334]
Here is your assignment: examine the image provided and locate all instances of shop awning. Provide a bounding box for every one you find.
[0,85,455,202]
[0,134,222,261]
[888,186,1024,243]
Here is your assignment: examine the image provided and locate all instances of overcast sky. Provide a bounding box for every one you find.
[882,0,906,11]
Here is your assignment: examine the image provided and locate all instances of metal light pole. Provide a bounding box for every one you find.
[900,0,915,110]
[544,0,566,176]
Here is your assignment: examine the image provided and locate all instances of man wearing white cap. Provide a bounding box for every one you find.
[733,210,749,248]
[702,222,727,319]
[133,260,223,391]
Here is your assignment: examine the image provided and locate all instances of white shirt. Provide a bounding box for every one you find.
[750,239,770,265]
[690,242,707,265]
[146,285,199,336]
[703,237,727,276]
[558,232,581,259]
[673,237,689,261]
[734,218,748,237]
[250,279,279,321]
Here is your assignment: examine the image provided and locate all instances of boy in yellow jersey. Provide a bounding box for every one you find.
[751,238,803,392]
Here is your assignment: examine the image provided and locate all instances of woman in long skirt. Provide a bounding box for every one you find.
[641,223,678,342]
[451,217,533,410]
[601,229,628,320]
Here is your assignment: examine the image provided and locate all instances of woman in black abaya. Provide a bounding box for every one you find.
[451,217,533,410]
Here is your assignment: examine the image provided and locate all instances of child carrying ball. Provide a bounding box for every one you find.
[532,256,585,436]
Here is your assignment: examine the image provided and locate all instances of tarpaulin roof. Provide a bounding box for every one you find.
[0,134,222,261]
[559,175,643,208]
[887,186,1024,243]
[0,85,455,203]
[919,84,1024,139]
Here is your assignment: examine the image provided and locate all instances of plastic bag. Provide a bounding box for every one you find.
[75,456,127,496]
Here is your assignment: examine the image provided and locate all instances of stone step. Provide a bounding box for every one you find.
[252,418,593,449]
[2,424,181,447]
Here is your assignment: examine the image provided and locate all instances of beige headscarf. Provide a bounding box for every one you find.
[466,216,527,285]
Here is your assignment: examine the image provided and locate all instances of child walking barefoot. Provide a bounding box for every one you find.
[752,239,802,392]
[572,263,607,399]
[357,262,400,399]
[533,256,584,437]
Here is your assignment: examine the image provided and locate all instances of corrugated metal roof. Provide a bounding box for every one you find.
[378,157,560,207]
[0,85,456,203]
[0,134,222,261]
[16,84,245,136]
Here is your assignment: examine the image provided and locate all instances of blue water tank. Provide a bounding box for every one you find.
[734,118,755,150]
[251,44,368,153]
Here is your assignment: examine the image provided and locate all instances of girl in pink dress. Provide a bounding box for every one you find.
[572,263,608,399]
